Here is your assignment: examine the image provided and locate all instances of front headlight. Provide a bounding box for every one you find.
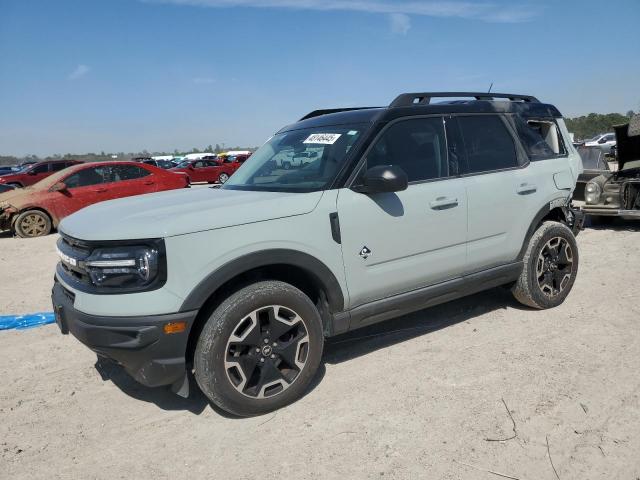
[84,246,160,289]
[585,182,601,204]
[56,236,167,293]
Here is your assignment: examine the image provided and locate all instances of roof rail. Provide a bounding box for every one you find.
[299,107,376,121]
[389,92,540,108]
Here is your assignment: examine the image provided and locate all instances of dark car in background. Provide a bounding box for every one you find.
[0,184,17,194]
[0,161,190,237]
[582,115,640,219]
[0,160,81,188]
[140,158,178,170]
[0,160,38,176]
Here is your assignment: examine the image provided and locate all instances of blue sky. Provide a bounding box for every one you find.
[0,0,639,156]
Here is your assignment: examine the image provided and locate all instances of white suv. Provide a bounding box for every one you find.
[52,92,584,416]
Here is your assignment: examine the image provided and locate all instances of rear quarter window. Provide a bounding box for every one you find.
[513,116,567,161]
[457,115,519,173]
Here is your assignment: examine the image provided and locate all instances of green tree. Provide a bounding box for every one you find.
[565,112,630,140]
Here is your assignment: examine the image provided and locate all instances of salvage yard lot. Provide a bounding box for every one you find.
[1,223,639,479]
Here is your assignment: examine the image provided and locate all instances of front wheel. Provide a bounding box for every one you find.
[14,210,52,238]
[218,172,229,184]
[194,281,324,416]
[512,221,579,309]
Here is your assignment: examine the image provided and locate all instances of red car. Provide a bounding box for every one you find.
[0,160,82,188]
[0,161,189,237]
[170,155,248,184]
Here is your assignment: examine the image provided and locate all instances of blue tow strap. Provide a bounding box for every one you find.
[0,312,56,331]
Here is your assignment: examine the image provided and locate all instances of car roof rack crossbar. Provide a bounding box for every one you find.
[389,92,540,108]
[299,107,377,121]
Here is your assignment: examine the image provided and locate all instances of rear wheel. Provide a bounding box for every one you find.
[14,210,52,238]
[512,221,578,309]
[194,281,324,416]
[218,172,229,184]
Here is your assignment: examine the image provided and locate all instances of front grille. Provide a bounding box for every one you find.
[57,234,93,287]
[60,235,92,254]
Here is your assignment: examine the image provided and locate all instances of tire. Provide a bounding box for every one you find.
[194,280,324,416]
[512,221,579,309]
[14,210,52,238]
[218,172,229,184]
[7,183,22,188]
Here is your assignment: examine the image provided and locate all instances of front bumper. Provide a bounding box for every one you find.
[582,206,640,218]
[51,280,197,389]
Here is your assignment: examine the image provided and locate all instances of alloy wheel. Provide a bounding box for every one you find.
[536,236,574,297]
[20,213,47,237]
[224,305,310,399]
[219,173,229,184]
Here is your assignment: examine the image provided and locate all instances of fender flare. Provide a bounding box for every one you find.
[179,249,345,313]
[516,202,569,261]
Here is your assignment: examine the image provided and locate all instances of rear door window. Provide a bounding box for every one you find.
[51,162,69,172]
[109,165,151,182]
[31,163,50,174]
[457,115,519,173]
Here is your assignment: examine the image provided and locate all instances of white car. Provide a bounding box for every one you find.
[584,133,616,152]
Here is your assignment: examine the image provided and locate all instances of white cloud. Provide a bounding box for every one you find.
[68,64,90,80]
[143,0,539,23]
[193,77,216,84]
[389,12,411,35]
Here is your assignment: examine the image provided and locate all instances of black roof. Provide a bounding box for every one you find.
[282,92,562,132]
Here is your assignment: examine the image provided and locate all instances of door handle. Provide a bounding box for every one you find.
[516,183,537,195]
[94,188,107,193]
[143,181,155,185]
[429,196,459,210]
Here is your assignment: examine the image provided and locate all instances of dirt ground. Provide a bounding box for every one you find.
[1,221,639,480]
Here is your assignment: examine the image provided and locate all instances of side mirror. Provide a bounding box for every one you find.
[50,182,68,192]
[598,138,606,144]
[352,165,408,194]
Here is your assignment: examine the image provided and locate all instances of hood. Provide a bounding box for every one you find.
[615,114,640,171]
[59,187,324,240]
[0,186,34,206]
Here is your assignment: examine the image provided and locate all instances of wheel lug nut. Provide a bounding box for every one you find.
[272,342,277,347]
[270,354,275,359]
[260,358,265,363]
[263,339,269,344]
[255,348,260,353]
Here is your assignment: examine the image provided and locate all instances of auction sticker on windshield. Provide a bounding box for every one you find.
[303,133,341,145]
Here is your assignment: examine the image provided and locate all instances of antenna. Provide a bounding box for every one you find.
[488,83,493,93]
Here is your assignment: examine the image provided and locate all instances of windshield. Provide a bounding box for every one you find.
[223,124,365,192]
